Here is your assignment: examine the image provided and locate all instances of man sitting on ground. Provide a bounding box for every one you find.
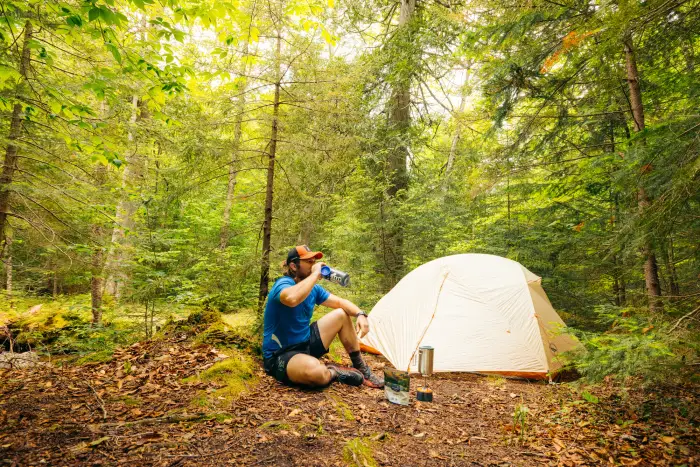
[262,245,384,388]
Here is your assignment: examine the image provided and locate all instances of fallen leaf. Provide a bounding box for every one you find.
[661,436,675,444]
[620,458,643,465]
[89,436,110,447]
[288,408,301,417]
[429,450,439,458]
[70,442,89,453]
[553,438,566,451]
[413,432,426,438]
[509,393,517,398]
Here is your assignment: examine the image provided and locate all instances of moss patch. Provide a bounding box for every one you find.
[74,349,114,364]
[343,437,377,467]
[107,396,142,407]
[184,351,258,408]
[220,311,256,328]
[329,394,355,421]
[260,420,290,430]
[160,310,260,355]
[0,294,143,357]
[486,374,507,388]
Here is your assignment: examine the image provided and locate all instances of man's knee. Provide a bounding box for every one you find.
[330,308,351,325]
[305,363,331,385]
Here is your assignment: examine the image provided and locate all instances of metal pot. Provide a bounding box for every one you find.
[418,346,434,377]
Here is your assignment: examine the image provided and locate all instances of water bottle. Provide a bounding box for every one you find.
[320,265,351,287]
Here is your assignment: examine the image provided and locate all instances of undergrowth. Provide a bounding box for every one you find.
[567,305,698,385]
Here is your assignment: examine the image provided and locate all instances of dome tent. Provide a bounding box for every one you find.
[360,254,578,379]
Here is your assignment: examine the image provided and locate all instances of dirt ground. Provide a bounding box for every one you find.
[0,337,697,466]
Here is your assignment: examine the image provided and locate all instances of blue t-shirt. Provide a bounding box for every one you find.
[262,276,330,359]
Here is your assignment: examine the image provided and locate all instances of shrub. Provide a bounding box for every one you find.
[568,305,680,384]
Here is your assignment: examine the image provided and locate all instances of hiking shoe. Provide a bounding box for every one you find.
[353,363,384,388]
[361,371,385,389]
[326,364,364,387]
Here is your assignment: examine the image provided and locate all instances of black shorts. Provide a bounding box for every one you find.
[263,321,329,385]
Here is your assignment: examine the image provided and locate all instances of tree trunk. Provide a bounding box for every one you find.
[662,237,680,296]
[257,33,282,312]
[624,37,662,312]
[444,64,471,186]
[607,119,626,306]
[220,41,251,250]
[91,160,107,325]
[104,96,146,299]
[382,0,415,287]
[91,228,104,325]
[297,218,313,246]
[0,21,32,249]
[682,39,694,73]
[4,234,12,303]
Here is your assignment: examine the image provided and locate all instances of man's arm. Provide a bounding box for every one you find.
[321,294,363,317]
[279,263,323,307]
[321,294,370,337]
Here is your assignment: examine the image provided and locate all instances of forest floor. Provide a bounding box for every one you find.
[0,335,698,466]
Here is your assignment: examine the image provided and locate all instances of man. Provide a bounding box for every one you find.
[262,245,384,388]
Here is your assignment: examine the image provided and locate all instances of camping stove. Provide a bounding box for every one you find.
[417,346,434,402]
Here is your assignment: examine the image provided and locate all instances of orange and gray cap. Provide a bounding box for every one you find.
[285,245,323,265]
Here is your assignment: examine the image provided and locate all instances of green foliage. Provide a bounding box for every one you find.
[569,306,681,384]
[343,437,377,467]
[513,402,529,442]
[1,294,138,359]
[581,391,599,404]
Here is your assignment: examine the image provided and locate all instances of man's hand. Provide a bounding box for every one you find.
[311,261,326,278]
[355,314,370,338]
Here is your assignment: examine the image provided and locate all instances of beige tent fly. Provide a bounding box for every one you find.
[360,254,579,379]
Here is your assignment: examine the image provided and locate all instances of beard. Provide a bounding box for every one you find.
[288,263,309,281]
[295,268,310,280]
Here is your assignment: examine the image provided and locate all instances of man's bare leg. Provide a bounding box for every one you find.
[316,309,384,388]
[316,308,359,352]
[285,351,363,387]
[286,353,332,386]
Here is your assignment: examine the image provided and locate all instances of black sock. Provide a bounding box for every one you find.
[350,350,369,375]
